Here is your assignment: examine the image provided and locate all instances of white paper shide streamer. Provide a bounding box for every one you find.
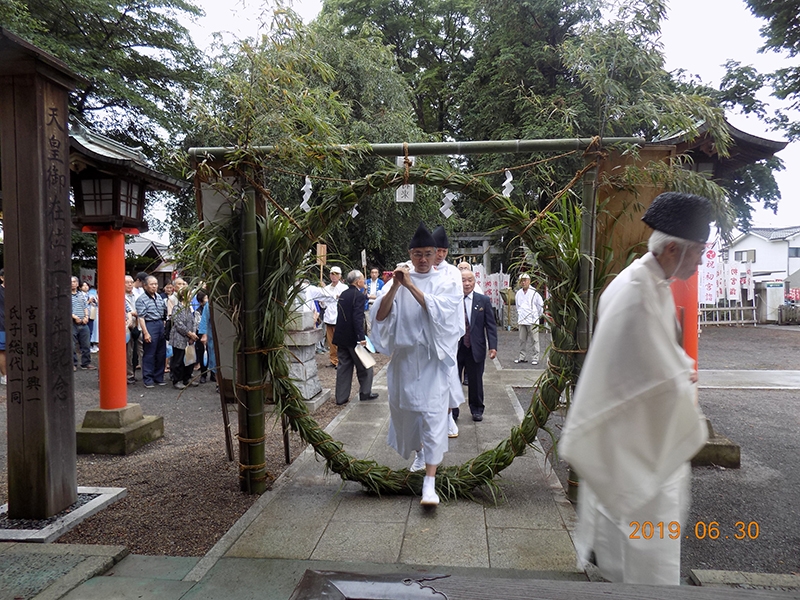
[300,176,312,212]
[440,190,456,218]
[502,170,514,198]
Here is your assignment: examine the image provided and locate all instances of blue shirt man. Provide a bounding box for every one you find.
[135,275,167,387]
[71,276,95,370]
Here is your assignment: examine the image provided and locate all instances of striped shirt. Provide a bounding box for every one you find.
[135,292,166,322]
[71,290,88,320]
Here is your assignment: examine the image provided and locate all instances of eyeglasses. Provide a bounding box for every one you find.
[410,251,435,260]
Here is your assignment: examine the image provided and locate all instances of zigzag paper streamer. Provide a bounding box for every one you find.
[300,176,312,212]
[502,170,513,198]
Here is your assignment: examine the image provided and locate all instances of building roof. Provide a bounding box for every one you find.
[124,235,175,273]
[125,235,169,258]
[744,227,800,242]
[69,119,187,193]
[655,118,787,176]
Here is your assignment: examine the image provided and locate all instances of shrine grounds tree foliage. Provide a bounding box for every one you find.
[185,11,447,268]
[322,0,476,137]
[5,0,204,159]
[743,0,800,140]
[320,0,784,233]
[3,0,790,245]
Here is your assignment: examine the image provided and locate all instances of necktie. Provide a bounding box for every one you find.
[463,297,471,348]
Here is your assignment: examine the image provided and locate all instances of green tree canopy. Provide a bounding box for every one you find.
[320,0,477,137]
[743,0,800,139]
[6,0,205,159]
[184,10,447,269]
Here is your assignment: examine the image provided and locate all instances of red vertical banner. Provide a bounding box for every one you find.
[671,273,699,369]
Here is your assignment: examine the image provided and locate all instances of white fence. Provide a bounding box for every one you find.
[699,304,757,326]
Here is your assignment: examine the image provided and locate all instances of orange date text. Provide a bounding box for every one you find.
[629,521,760,540]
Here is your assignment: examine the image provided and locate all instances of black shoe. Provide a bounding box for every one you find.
[472,413,483,422]
[336,399,349,406]
[199,375,207,384]
[360,392,379,401]
[452,407,459,421]
[514,358,527,364]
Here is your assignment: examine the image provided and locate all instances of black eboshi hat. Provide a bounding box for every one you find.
[642,192,713,243]
[408,222,437,249]
[432,225,449,249]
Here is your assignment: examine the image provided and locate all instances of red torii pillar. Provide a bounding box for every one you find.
[96,229,127,409]
[672,272,699,368]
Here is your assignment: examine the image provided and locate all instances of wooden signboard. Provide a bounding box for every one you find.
[316,243,327,265]
[0,29,81,518]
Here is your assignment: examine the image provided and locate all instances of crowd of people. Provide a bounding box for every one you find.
[70,271,216,390]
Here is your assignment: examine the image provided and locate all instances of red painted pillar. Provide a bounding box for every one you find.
[671,272,699,369]
[96,229,127,409]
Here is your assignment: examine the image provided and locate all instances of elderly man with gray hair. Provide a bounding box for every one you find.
[515,273,543,365]
[559,192,712,585]
[135,275,168,388]
[332,269,378,405]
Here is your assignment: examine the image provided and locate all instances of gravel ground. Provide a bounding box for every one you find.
[0,344,389,556]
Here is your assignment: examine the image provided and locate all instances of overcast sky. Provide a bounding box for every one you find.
[184,0,799,231]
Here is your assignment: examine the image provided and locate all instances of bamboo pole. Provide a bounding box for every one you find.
[567,154,600,503]
[188,137,644,160]
[239,186,267,493]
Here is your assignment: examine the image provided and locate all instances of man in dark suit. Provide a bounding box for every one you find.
[457,270,498,421]
[333,270,379,405]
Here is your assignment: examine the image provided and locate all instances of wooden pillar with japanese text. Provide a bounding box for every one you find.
[0,30,84,518]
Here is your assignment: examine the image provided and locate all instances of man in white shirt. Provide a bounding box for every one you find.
[514,273,544,365]
[320,266,348,367]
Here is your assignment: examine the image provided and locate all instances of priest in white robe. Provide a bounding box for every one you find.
[372,223,463,506]
[559,192,712,585]
[432,225,466,439]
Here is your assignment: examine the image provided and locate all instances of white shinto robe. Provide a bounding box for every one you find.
[559,252,708,585]
[434,261,466,410]
[371,269,462,464]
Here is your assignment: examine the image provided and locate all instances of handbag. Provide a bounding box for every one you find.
[354,344,376,369]
[184,343,196,366]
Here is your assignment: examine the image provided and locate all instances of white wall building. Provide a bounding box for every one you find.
[726,227,800,282]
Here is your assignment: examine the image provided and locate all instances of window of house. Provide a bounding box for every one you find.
[734,249,756,262]
[789,248,800,258]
